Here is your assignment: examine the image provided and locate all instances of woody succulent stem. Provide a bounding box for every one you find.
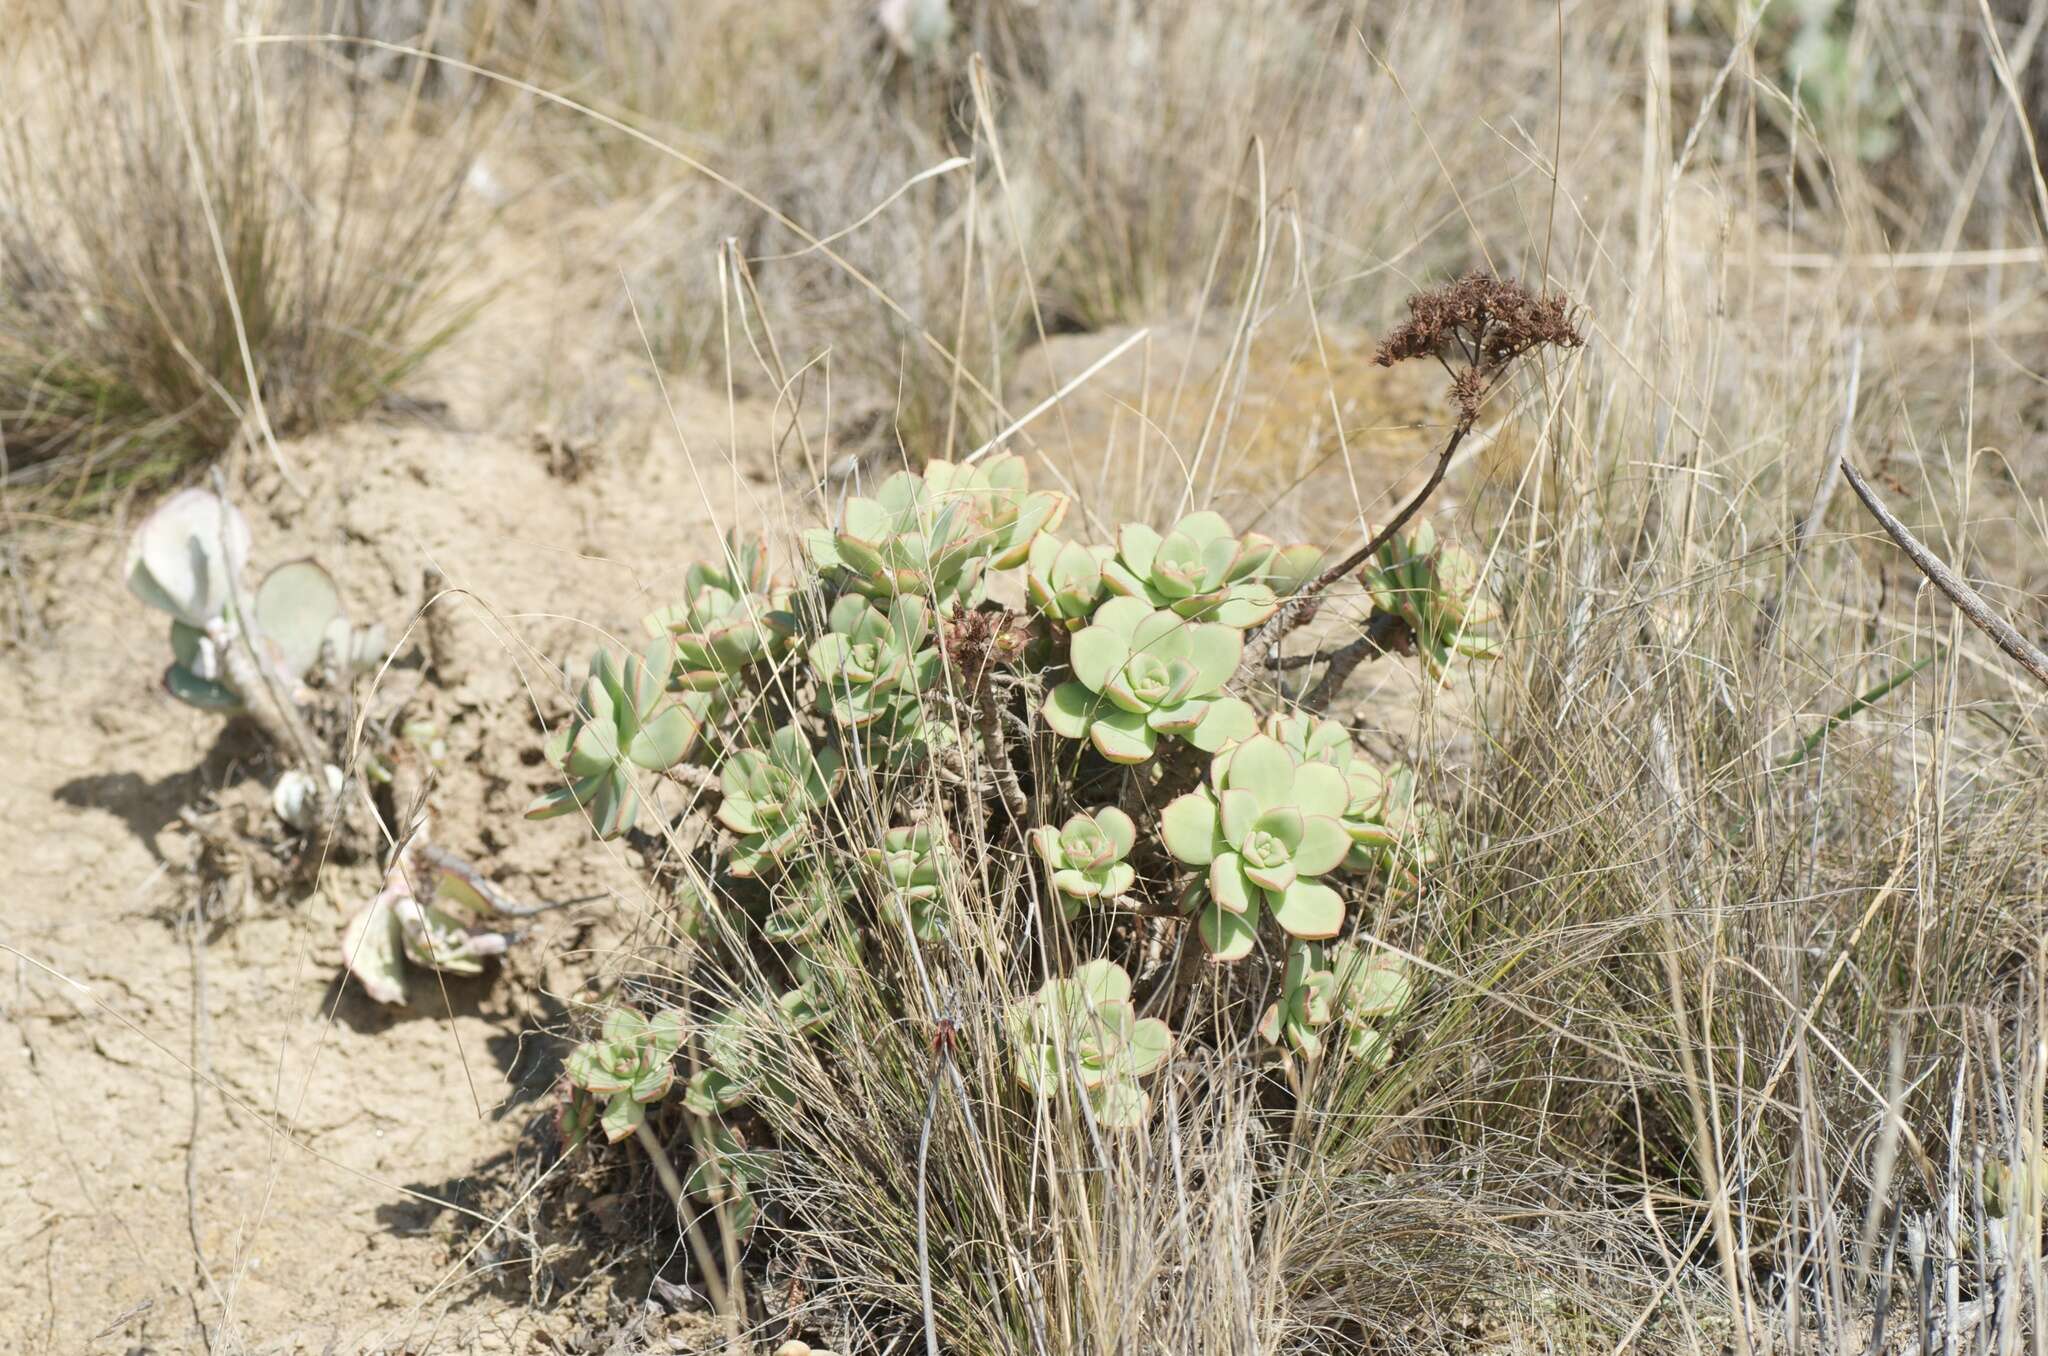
[1246,419,1471,671]
[976,678,1030,822]
[1245,272,1581,679]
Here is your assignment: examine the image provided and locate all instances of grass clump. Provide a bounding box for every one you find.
[0,5,478,511]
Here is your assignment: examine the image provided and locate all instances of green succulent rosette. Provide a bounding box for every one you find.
[1162,733,1354,958]
[1032,807,1138,914]
[1042,597,1256,764]
[716,725,845,877]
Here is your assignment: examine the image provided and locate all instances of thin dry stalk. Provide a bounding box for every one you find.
[1840,456,2048,690]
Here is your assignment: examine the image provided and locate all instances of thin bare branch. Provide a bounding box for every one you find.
[1840,456,2048,690]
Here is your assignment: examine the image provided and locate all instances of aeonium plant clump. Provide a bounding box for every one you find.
[646,532,792,694]
[1008,960,1171,1129]
[525,275,1579,1279]
[866,823,957,940]
[717,725,846,877]
[562,1006,685,1144]
[1360,520,1501,676]
[1102,510,1321,628]
[1161,733,1356,960]
[1032,807,1138,914]
[526,637,705,839]
[1260,941,1414,1065]
[805,452,1066,610]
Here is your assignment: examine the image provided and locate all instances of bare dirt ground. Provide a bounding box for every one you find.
[0,404,769,1352]
[0,153,1457,1354]
[0,160,796,1348]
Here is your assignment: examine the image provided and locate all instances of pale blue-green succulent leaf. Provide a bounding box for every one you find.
[1224,736,1294,809]
[1197,893,1259,961]
[165,663,243,710]
[253,559,344,682]
[126,488,250,628]
[1189,697,1257,751]
[1292,815,1353,876]
[1087,706,1157,764]
[601,1092,645,1142]
[1271,879,1345,939]
[1160,791,1220,865]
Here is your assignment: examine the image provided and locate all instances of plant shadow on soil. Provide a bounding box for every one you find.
[51,720,273,862]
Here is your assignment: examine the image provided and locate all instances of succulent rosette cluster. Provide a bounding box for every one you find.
[1032,807,1138,914]
[528,638,705,839]
[1260,942,1413,1064]
[1101,510,1322,628]
[717,725,846,877]
[807,594,940,730]
[1007,961,1171,1129]
[1161,733,1355,960]
[1361,521,1500,675]
[806,453,1066,610]
[1042,597,1256,763]
[866,823,957,940]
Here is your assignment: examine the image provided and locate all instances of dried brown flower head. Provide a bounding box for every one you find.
[1374,272,1584,419]
[941,607,1030,688]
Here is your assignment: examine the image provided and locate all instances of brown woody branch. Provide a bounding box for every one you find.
[1242,417,1471,672]
[1840,456,2048,690]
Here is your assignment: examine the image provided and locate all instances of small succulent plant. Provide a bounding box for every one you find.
[1361,521,1500,675]
[806,455,1065,609]
[341,852,538,1008]
[1031,807,1138,914]
[805,468,981,605]
[684,978,831,1118]
[1025,532,1112,628]
[1041,597,1256,764]
[865,823,956,940]
[760,869,857,945]
[1222,711,1401,873]
[923,453,1070,570]
[1162,733,1354,959]
[1345,763,1449,875]
[561,1005,685,1144]
[807,594,939,729]
[685,1005,760,1116]
[1008,960,1171,1129]
[1101,511,1321,629]
[127,487,251,631]
[716,725,846,876]
[527,639,706,839]
[1258,941,1412,1064]
[129,489,383,710]
[647,532,792,692]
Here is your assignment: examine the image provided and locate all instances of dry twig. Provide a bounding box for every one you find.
[1840,457,2048,690]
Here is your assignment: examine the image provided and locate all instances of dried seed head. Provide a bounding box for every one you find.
[942,607,1030,686]
[1375,272,1584,418]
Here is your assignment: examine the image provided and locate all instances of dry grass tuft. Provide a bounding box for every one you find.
[0,5,481,511]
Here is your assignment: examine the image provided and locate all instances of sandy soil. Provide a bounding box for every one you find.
[0,365,792,1352]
